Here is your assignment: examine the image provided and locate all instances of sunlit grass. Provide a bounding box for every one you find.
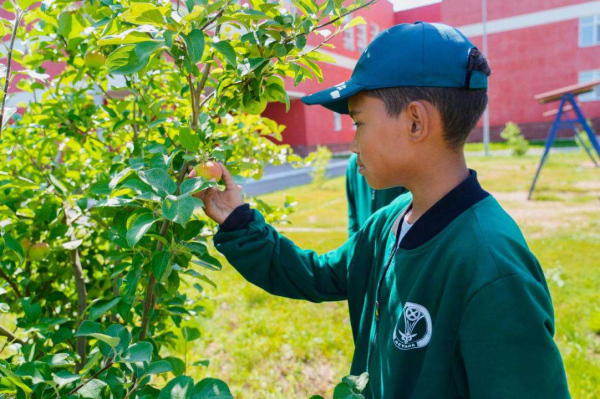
[188,151,598,398]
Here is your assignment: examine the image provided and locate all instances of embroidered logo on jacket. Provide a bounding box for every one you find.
[393,302,432,350]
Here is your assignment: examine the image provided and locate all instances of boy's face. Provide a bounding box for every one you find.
[348,92,416,190]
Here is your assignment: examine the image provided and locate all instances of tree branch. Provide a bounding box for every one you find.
[0,266,22,298]
[0,10,22,138]
[314,0,378,31]
[0,325,25,346]
[67,358,114,395]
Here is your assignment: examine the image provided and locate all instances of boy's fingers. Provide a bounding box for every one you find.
[203,187,217,205]
[193,188,209,200]
[188,168,197,178]
[219,163,237,191]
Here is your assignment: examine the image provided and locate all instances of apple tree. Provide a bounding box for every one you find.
[0,0,376,397]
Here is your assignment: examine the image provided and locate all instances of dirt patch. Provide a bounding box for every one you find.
[492,191,599,237]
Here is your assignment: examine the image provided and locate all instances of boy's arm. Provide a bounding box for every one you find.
[346,157,359,236]
[214,206,359,302]
[457,274,570,398]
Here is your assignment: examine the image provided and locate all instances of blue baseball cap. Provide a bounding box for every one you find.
[301,22,488,114]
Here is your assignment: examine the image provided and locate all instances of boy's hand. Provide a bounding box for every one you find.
[189,163,244,225]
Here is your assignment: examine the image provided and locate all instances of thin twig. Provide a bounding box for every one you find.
[0,9,22,137]
[0,266,22,298]
[0,325,25,346]
[67,358,114,395]
[198,2,231,31]
[314,0,378,31]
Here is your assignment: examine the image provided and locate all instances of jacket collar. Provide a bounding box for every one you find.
[393,169,490,250]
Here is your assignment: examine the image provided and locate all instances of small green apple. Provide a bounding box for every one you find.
[29,242,50,261]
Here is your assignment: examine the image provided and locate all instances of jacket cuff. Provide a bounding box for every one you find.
[219,203,254,232]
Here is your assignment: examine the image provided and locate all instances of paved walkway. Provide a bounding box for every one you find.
[241,146,584,196]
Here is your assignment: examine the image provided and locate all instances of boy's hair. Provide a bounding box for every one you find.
[366,48,492,150]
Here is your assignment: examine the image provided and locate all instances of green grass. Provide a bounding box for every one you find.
[189,152,599,398]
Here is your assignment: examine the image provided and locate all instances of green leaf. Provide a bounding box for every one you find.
[162,195,195,225]
[53,370,81,387]
[98,30,152,46]
[180,178,213,195]
[343,16,366,31]
[191,252,222,271]
[21,297,42,322]
[78,379,109,398]
[182,29,205,63]
[333,382,364,399]
[121,342,153,363]
[75,320,103,336]
[57,11,84,42]
[179,127,200,152]
[49,173,68,195]
[182,326,200,342]
[139,168,177,197]
[0,365,32,394]
[213,41,237,67]
[121,3,165,27]
[15,362,46,384]
[3,233,24,263]
[16,0,38,9]
[135,40,167,63]
[192,360,209,367]
[159,376,194,399]
[89,297,120,322]
[274,43,287,57]
[100,324,131,358]
[146,360,173,375]
[80,351,102,376]
[295,34,307,50]
[126,213,159,247]
[75,321,120,348]
[106,45,149,75]
[39,353,73,367]
[152,250,171,281]
[342,372,369,392]
[191,378,232,398]
[165,356,186,376]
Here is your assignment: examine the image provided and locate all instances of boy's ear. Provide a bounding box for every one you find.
[406,101,429,142]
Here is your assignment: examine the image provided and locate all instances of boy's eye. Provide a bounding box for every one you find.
[353,122,361,127]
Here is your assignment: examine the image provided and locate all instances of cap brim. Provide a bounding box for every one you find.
[300,80,364,114]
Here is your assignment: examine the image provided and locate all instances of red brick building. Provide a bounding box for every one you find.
[271,0,600,153]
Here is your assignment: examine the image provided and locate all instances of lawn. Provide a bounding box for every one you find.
[186,150,599,399]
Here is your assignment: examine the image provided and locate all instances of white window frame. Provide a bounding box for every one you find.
[357,24,368,52]
[579,15,600,47]
[343,16,355,51]
[579,70,600,102]
[371,22,380,40]
[333,112,343,131]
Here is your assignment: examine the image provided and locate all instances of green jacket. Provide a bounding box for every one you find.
[214,171,570,398]
[346,154,409,236]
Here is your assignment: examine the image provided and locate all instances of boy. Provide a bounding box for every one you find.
[193,22,570,398]
[346,153,408,236]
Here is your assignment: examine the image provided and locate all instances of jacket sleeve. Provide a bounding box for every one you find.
[457,274,570,399]
[213,209,362,303]
[346,158,359,237]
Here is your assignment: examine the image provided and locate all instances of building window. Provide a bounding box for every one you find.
[343,16,355,51]
[579,15,600,47]
[333,112,343,131]
[371,23,380,40]
[357,24,368,52]
[579,70,600,101]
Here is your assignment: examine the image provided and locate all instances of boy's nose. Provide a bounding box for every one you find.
[350,134,359,154]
